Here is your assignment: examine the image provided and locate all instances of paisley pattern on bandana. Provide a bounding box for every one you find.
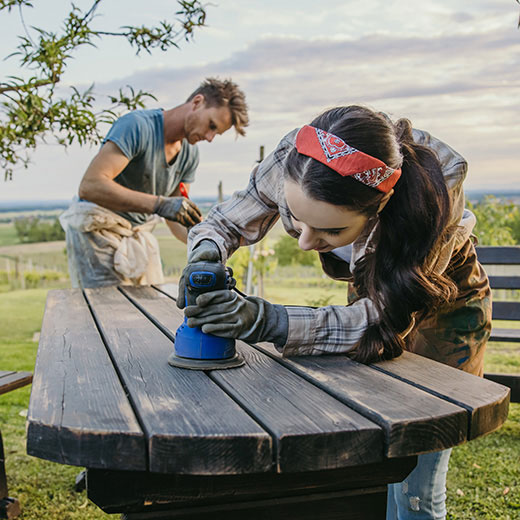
[315,128,358,162]
[353,167,396,188]
[295,125,402,193]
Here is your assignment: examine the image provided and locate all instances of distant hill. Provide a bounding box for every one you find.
[0,191,518,214]
[465,190,520,204]
[0,197,220,214]
[0,200,71,213]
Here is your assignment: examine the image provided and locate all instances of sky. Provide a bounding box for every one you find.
[0,0,519,201]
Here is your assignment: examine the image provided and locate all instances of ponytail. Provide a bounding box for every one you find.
[350,118,457,363]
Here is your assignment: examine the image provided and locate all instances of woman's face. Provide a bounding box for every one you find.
[284,180,370,252]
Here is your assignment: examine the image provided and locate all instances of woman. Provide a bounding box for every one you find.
[180,105,491,519]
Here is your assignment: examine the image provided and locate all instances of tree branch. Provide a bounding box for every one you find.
[0,0,208,180]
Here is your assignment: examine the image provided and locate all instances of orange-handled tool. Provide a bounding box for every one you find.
[179,182,188,198]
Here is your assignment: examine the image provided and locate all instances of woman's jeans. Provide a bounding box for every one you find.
[386,449,452,519]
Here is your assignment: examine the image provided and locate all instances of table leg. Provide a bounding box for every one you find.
[0,432,21,519]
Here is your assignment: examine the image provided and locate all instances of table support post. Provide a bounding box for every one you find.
[120,486,388,520]
[88,457,417,520]
[0,433,21,519]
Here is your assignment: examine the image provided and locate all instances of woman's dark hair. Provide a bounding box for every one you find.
[285,105,457,363]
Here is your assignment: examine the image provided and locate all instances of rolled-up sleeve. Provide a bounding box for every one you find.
[281,298,380,356]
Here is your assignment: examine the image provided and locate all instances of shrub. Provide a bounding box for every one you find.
[14,216,65,243]
[273,235,318,266]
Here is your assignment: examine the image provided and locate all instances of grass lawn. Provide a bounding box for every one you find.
[0,282,519,519]
[0,223,19,247]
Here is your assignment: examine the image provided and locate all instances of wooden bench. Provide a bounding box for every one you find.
[0,371,33,519]
[476,246,520,402]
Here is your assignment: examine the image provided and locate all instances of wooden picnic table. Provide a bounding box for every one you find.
[26,285,510,520]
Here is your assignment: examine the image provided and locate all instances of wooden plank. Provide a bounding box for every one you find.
[121,286,383,473]
[488,275,520,290]
[489,328,520,343]
[87,457,417,515]
[85,287,272,475]
[26,289,145,470]
[212,344,383,472]
[476,246,520,265]
[371,351,510,439]
[492,301,520,321]
[484,373,520,403]
[254,344,467,458]
[0,372,32,396]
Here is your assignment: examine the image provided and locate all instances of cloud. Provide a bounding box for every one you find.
[3,15,518,201]
[81,25,520,196]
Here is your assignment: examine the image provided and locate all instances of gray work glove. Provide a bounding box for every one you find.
[176,240,222,309]
[153,196,202,227]
[184,289,289,346]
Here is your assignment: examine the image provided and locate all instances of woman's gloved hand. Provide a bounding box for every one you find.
[184,289,289,346]
[176,240,222,309]
[153,195,202,227]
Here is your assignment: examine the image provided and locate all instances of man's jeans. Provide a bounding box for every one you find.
[386,449,452,519]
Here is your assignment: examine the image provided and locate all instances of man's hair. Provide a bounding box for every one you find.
[187,77,249,136]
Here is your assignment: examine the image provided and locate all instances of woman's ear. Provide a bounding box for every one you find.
[377,189,394,213]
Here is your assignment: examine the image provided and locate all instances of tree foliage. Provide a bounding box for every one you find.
[273,234,319,267]
[0,0,207,180]
[468,195,520,246]
[13,216,65,243]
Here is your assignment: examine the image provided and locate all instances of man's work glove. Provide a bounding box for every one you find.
[153,196,202,227]
[184,289,289,346]
[176,240,222,309]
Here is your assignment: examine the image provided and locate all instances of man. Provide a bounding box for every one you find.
[60,77,248,288]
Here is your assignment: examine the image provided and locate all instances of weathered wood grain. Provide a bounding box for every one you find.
[372,351,510,439]
[212,343,383,472]
[254,343,468,458]
[121,286,384,473]
[26,289,145,470]
[85,287,272,475]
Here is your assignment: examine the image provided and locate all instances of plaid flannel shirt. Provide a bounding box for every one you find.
[188,127,470,357]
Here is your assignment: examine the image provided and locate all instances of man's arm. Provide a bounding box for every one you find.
[78,141,158,213]
[164,183,192,243]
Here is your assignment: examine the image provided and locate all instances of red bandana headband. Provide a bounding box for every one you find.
[295,125,401,193]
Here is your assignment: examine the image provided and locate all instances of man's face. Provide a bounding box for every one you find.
[185,95,233,145]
